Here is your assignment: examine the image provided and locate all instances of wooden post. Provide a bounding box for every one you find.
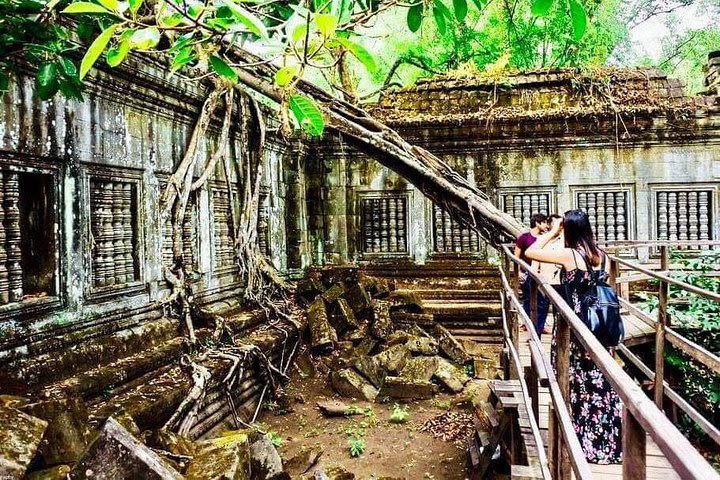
[655,245,669,408]
[530,279,538,334]
[548,405,559,478]
[622,407,646,480]
[525,365,539,425]
[609,257,619,289]
[555,314,570,405]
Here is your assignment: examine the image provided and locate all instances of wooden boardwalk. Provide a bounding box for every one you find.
[514,313,681,480]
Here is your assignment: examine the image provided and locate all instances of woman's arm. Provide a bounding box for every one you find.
[526,235,570,265]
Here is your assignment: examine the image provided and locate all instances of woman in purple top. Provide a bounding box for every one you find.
[514,213,550,335]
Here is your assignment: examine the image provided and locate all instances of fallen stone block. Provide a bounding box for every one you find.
[188,430,251,480]
[321,284,346,305]
[293,351,317,379]
[399,356,439,382]
[296,278,326,301]
[22,396,91,466]
[345,284,371,314]
[309,298,337,352]
[142,429,198,457]
[0,405,48,478]
[378,376,438,400]
[330,369,378,402]
[405,336,439,356]
[384,331,409,347]
[434,324,471,365]
[26,464,71,480]
[329,299,359,333]
[72,417,183,480]
[374,344,411,374]
[352,335,377,357]
[250,433,283,479]
[316,400,363,417]
[370,300,392,339]
[388,289,424,312]
[283,445,323,477]
[434,358,471,393]
[390,311,435,326]
[352,356,386,389]
[313,466,355,480]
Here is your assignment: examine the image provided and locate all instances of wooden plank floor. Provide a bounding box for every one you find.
[515,313,680,479]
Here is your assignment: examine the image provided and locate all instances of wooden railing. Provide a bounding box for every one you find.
[498,243,720,480]
[602,241,720,446]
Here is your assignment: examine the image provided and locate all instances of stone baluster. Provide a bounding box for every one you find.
[657,192,668,240]
[121,183,134,282]
[362,200,372,253]
[698,192,710,241]
[596,193,606,241]
[397,198,406,252]
[452,216,461,252]
[434,205,444,252]
[678,192,688,241]
[388,197,398,252]
[587,193,597,233]
[5,172,22,302]
[371,199,380,253]
[443,209,452,252]
[688,192,699,240]
[112,182,126,284]
[380,198,389,252]
[0,172,8,304]
[183,197,194,267]
[668,192,678,241]
[605,193,616,241]
[615,192,626,241]
[102,182,116,285]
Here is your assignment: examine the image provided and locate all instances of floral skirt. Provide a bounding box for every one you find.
[552,332,623,464]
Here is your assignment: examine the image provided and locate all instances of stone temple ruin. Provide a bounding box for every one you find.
[0,48,719,479]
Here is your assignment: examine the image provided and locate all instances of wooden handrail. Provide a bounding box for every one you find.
[609,255,720,302]
[618,344,720,445]
[498,290,553,480]
[498,268,592,480]
[501,245,720,480]
[601,240,720,248]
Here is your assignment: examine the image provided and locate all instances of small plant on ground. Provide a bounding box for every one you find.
[267,430,283,447]
[348,437,366,457]
[389,403,410,424]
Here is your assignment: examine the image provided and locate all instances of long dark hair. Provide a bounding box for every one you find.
[563,209,602,266]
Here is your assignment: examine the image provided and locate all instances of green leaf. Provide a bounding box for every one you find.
[128,0,142,15]
[407,3,423,32]
[289,95,324,136]
[274,65,300,87]
[36,62,59,100]
[292,25,308,43]
[159,12,184,28]
[80,24,117,79]
[129,27,160,50]
[96,0,118,12]
[453,0,467,22]
[470,0,484,10]
[106,38,131,66]
[336,37,377,74]
[530,0,553,16]
[171,48,196,72]
[223,0,268,39]
[568,0,587,41]
[315,13,338,37]
[210,55,239,83]
[62,2,110,14]
[433,2,448,35]
[58,57,78,78]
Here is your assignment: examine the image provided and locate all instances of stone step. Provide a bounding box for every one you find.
[40,336,186,401]
[423,300,502,317]
[409,289,499,301]
[3,315,180,392]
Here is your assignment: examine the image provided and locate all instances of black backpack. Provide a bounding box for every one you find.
[576,251,625,348]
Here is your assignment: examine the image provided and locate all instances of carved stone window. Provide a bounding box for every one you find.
[212,186,235,269]
[575,188,632,243]
[655,188,714,241]
[360,194,408,254]
[0,169,58,305]
[432,204,482,254]
[499,189,553,227]
[89,178,140,289]
[162,192,197,271]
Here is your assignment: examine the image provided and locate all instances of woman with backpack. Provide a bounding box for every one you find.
[525,209,623,465]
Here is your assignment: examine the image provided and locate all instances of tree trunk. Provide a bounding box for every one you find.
[227,49,523,247]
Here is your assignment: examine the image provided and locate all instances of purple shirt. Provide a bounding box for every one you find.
[515,232,537,264]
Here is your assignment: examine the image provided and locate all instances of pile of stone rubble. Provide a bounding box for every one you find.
[297,269,474,403]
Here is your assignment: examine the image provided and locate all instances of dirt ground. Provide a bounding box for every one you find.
[259,372,481,480]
